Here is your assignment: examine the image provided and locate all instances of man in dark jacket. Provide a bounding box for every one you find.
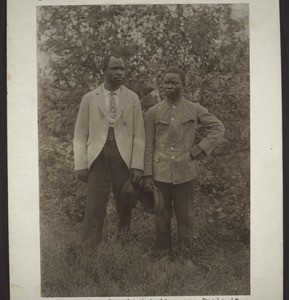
[143,67,225,255]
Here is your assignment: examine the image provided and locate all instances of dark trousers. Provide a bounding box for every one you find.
[154,180,194,252]
[82,136,131,245]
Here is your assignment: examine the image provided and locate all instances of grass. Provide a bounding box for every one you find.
[39,137,250,297]
[40,197,250,297]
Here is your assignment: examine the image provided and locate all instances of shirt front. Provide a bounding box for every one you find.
[103,85,122,126]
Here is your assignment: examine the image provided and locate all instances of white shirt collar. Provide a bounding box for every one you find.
[103,84,122,96]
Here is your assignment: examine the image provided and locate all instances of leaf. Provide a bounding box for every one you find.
[186,260,198,271]
[218,212,226,219]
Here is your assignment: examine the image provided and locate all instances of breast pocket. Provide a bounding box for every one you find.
[155,119,169,136]
[181,115,196,125]
[181,116,197,137]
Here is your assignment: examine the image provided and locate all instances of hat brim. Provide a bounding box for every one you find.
[152,189,164,214]
[139,188,164,214]
[120,179,138,209]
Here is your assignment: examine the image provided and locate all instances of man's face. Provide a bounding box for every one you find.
[104,56,125,87]
[163,73,183,100]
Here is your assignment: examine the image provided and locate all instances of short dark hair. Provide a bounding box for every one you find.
[102,52,124,71]
[164,66,186,86]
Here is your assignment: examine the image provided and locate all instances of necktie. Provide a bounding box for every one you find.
[109,92,117,119]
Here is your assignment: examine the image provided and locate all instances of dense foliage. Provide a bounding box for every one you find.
[37,4,250,297]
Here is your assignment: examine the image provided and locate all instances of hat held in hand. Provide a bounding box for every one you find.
[121,179,138,209]
[139,187,164,214]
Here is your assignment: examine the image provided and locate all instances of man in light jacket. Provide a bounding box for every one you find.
[74,53,145,246]
[143,67,225,256]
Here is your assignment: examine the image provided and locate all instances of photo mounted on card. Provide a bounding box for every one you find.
[7,0,283,299]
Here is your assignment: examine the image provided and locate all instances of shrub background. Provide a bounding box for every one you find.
[37,4,250,297]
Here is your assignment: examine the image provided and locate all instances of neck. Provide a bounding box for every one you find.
[166,95,182,104]
[104,81,120,92]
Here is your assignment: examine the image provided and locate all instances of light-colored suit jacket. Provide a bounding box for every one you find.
[74,84,145,171]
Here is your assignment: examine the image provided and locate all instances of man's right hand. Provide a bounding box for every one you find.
[143,176,158,192]
[76,169,88,183]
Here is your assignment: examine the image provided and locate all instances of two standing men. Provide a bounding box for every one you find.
[74,54,225,253]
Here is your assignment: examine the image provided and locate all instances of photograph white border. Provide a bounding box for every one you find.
[7,0,282,299]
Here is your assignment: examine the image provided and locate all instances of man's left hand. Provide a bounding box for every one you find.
[189,145,204,159]
[130,169,143,183]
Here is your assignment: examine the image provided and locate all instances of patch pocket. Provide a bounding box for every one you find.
[156,119,169,125]
[156,119,169,135]
[181,116,196,124]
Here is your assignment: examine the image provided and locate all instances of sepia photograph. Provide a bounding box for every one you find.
[7,0,284,298]
[37,3,250,297]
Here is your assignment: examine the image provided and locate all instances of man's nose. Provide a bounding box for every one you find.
[116,69,125,75]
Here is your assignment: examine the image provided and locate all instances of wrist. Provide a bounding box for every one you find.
[144,175,153,182]
[190,145,203,159]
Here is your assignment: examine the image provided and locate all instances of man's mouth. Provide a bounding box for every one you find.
[165,90,174,94]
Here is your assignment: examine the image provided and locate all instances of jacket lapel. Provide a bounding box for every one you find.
[93,84,129,122]
[114,86,129,123]
[94,84,110,121]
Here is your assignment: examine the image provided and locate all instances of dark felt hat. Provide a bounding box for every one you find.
[120,179,138,209]
[139,187,164,214]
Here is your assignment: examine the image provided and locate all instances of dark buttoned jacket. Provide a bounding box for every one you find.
[144,98,225,184]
